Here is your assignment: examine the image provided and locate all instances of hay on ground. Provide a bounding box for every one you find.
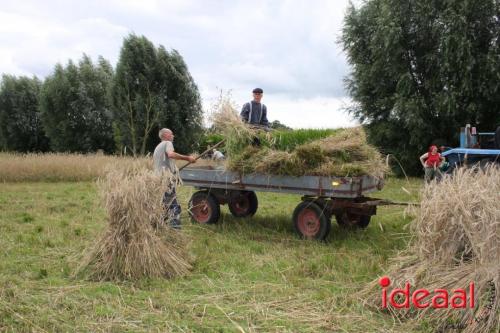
[76,163,191,281]
[361,166,500,333]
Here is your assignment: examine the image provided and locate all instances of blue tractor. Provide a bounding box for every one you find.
[441,125,500,173]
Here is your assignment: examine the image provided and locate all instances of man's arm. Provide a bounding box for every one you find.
[167,151,196,163]
[240,103,250,122]
[261,105,269,127]
[166,142,195,163]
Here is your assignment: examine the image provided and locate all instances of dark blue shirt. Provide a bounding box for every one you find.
[240,101,269,126]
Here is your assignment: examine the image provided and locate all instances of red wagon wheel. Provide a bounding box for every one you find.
[293,201,330,240]
[188,191,220,224]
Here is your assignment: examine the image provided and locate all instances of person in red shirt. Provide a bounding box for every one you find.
[419,145,445,182]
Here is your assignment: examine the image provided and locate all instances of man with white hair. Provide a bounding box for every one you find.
[153,128,196,229]
[212,148,225,161]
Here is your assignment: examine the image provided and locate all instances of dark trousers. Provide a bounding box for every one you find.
[424,167,442,183]
[163,187,181,228]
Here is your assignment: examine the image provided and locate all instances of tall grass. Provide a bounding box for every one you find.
[0,153,151,182]
[271,128,339,151]
[201,129,339,154]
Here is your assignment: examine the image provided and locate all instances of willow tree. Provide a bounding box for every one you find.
[111,34,202,156]
[39,55,115,153]
[0,75,49,152]
[342,0,500,174]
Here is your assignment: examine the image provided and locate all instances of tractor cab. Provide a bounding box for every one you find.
[441,124,500,172]
[459,124,499,149]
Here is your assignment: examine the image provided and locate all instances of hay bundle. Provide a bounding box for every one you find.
[291,128,387,177]
[77,164,191,280]
[208,95,388,177]
[362,166,500,333]
[254,150,303,175]
[308,126,366,157]
[210,95,256,156]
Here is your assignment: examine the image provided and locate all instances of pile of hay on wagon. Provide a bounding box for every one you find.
[76,163,191,281]
[209,97,387,178]
[361,166,499,333]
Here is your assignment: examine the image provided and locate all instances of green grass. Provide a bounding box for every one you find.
[270,128,339,151]
[0,177,424,332]
[201,129,339,155]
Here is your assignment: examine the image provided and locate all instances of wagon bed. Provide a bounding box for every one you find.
[180,168,383,198]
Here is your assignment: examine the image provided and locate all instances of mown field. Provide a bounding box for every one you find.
[0,174,427,332]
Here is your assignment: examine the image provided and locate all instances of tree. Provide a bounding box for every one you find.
[40,55,115,153]
[0,75,49,152]
[270,120,292,130]
[111,34,203,156]
[342,0,500,175]
[153,49,203,154]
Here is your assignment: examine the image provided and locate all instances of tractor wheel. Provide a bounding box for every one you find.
[188,191,220,224]
[293,201,330,240]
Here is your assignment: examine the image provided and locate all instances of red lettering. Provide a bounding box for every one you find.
[451,289,467,308]
[432,289,449,308]
[382,288,387,308]
[390,282,410,308]
[412,289,430,308]
[470,282,475,308]
[380,276,391,308]
[379,280,476,310]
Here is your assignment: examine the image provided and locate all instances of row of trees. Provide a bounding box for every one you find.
[342,0,500,174]
[0,34,203,155]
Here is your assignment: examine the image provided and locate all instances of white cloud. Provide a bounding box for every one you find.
[0,9,128,76]
[0,0,354,128]
[270,96,356,129]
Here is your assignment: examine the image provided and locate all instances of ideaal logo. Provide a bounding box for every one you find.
[379,277,496,331]
[379,276,475,309]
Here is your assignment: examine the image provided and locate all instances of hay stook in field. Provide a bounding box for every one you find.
[361,166,500,333]
[76,163,191,281]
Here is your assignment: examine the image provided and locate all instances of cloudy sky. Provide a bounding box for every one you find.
[0,0,358,128]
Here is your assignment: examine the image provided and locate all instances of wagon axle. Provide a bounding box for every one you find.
[188,188,380,240]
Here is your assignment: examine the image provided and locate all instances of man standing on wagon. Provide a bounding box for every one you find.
[240,88,269,128]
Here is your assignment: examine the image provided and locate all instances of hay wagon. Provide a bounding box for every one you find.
[180,167,386,240]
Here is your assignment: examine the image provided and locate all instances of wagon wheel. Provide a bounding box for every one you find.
[335,211,371,229]
[228,191,258,217]
[188,191,220,224]
[293,201,330,240]
[315,200,332,236]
